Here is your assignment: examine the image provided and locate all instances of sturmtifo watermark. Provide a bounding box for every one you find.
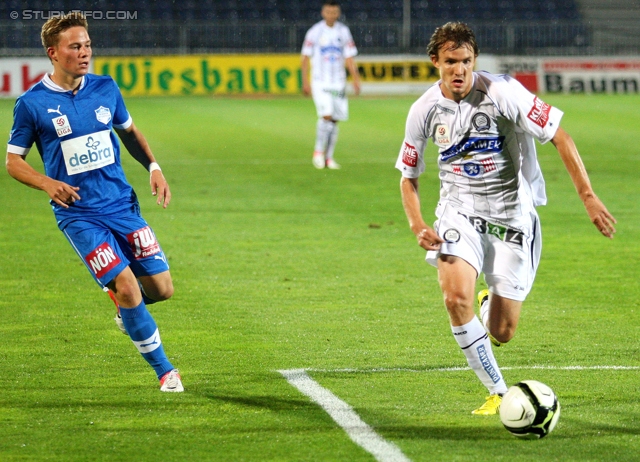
[10,10,138,20]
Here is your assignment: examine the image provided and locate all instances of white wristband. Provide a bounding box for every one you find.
[149,162,161,173]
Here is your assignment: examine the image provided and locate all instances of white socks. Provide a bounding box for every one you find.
[451,317,508,395]
[314,118,337,157]
[325,122,339,161]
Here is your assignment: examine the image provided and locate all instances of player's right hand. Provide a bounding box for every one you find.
[415,227,445,251]
[45,179,81,208]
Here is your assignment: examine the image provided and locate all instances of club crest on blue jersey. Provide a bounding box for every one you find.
[95,106,112,124]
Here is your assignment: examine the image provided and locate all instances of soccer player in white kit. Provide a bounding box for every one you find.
[301,0,361,170]
[397,22,616,415]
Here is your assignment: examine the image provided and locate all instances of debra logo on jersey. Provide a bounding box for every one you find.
[61,130,115,175]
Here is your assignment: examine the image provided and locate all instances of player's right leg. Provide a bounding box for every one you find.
[437,255,508,415]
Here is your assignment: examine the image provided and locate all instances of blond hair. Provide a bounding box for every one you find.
[41,12,88,49]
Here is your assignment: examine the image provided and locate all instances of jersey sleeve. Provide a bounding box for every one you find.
[499,75,563,144]
[301,26,315,57]
[7,96,35,156]
[110,78,132,130]
[342,26,358,59]
[395,101,428,178]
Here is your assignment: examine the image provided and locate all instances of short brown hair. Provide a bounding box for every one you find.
[427,22,478,59]
[41,12,88,49]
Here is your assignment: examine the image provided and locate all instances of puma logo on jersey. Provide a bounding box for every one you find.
[47,105,62,116]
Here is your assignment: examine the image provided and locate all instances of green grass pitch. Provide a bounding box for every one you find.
[0,92,639,461]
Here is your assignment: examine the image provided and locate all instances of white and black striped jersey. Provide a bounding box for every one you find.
[396,71,563,222]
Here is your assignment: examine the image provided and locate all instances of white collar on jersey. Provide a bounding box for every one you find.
[42,73,87,92]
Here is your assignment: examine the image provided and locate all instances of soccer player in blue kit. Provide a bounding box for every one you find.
[5,13,183,392]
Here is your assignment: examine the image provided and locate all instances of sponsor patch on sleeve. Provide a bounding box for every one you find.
[527,96,552,128]
[402,142,419,167]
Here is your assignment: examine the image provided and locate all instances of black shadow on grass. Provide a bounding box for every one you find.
[202,393,318,413]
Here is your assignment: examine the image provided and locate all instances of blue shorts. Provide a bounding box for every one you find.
[59,209,170,288]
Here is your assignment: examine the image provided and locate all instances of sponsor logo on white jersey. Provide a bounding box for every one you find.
[95,106,112,124]
[61,130,114,175]
[52,114,72,137]
[527,96,552,128]
[402,142,418,167]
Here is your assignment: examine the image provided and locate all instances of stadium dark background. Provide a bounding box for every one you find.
[0,1,638,55]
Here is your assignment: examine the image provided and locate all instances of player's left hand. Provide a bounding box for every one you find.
[150,170,171,208]
[584,194,616,238]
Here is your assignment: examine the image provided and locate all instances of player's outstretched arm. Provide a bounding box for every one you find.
[115,123,171,208]
[400,176,444,250]
[6,152,80,208]
[551,127,616,238]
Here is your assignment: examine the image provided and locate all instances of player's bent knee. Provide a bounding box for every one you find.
[492,326,516,343]
[155,284,174,301]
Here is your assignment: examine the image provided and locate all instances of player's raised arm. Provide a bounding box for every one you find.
[551,127,616,238]
[6,152,80,208]
[115,123,171,208]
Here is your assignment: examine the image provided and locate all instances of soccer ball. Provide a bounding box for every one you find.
[500,380,560,439]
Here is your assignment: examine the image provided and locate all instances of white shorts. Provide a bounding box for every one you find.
[312,83,348,121]
[426,203,542,301]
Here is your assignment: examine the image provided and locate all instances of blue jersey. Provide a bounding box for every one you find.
[8,73,136,224]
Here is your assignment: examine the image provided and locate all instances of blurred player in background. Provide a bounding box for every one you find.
[5,13,183,392]
[301,0,361,170]
[397,22,616,415]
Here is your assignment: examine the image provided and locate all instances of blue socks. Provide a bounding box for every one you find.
[119,301,173,379]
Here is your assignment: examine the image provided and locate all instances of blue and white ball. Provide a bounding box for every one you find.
[500,380,560,439]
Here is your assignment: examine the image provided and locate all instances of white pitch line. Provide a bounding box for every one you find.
[279,369,411,462]
[305,365,640,374]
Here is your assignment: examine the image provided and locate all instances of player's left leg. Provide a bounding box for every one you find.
[312,86,334,168]
[137,271,174,305]
[325,90,349,169]
[324,120,340,169]
[482,292,522,344]
[108,267,182,392]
